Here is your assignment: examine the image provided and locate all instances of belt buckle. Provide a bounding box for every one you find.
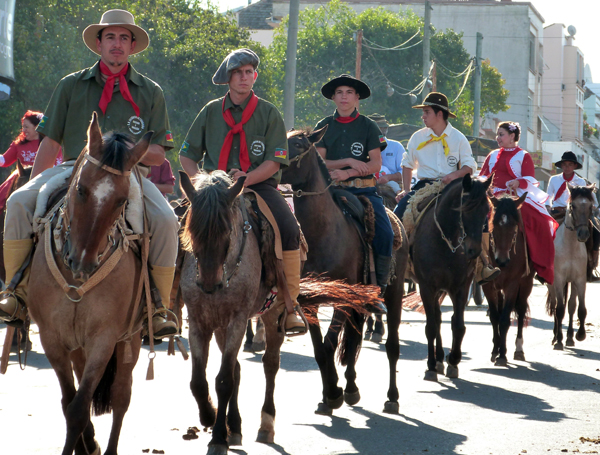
[354,179,362,188]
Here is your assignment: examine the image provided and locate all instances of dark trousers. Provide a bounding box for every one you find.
[346,186,394,257]
[248,182,300,251]
[393,179,434,221]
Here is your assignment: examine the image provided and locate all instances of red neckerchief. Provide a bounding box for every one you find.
[218,92,259,172]
[335,109,359,124]
[555,173,575,201]
[98,61,140,117]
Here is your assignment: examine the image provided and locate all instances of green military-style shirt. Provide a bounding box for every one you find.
[315,109,387,180]
[179,93,289,184]
[38,61,174,161]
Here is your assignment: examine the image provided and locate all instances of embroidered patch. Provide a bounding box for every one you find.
[165,131,174,143]
[38,116,48,130]
[379,135,386,143]
[274,148,287,159]
[180,141,190,154]
[127,116,145,135]
[251,140,265,156]
[351,142,364,157]
[447,155,458,167]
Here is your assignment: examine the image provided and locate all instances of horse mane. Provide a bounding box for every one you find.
[181,170,236,252]
[441,176,490,213]
[569,185,595,202]
[100,132,136,172]
[288,128,334,188]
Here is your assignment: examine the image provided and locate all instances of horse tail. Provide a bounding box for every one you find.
[337,310,364,367]
[92,348,117,416]
[545,285,557,317]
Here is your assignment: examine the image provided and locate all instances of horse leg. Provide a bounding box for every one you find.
[485,288,501,363]
[70,349,99,455]
[383,284,402,414]
[256,310,284,444]
[103,337,142,455]
[446,286,469,378]
[364,315,374,341]
[435,293,445,373]
[514,281,531,362]
[322,311,344,410]
[422,287,441,381]
[188,323,216,428]
[343,310,365,406]
[243,319,254,352]
[252,317,266,352]
[307,320,332,415]
[554,283,566,350]
[566,284,578,347]
[371,314,385,343]
[495,288,517,367]
[575,280,587,342]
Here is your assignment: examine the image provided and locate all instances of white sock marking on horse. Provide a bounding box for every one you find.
[515,337,524,352]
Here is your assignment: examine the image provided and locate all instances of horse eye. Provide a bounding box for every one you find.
[77,185,85,196]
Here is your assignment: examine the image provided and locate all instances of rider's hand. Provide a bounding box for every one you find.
[330,169,348,182]
[506,179,520,193]
[231,169,247,182]
[377,174,390,184]
[346,159,370,176]
[395,190,407,202]
[441,174,453,185]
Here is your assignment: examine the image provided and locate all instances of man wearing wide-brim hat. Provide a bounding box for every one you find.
[393,91,477,221]
[179,48,308,336]
[312,74,392,314]
[546,151,600,280]
[0,9,179,338]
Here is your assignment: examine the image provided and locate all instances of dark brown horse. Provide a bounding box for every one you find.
[482,193,533,366]
[27,114,150,455]
[282,127,409,415]
[411,174,492,381]
[178,170,379,455]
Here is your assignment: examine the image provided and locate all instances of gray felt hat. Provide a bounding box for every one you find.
[212,49,260,85]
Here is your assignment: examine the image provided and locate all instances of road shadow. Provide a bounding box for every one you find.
[423,377,566,422]
[2,348,52,371]
[303,406,466,454]
[243,350,319,373]
[474,359,600,393]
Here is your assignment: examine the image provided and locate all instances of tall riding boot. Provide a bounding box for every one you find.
[281,250,307,335]
[149,265,179,339]
[0,239,34,327]
[475,233,501,285]
[367,254,391,315]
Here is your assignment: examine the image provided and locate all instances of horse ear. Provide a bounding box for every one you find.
[566,182,574,193]
[87,112,103,159]
[483,172,494,191]
[126,131,154,170]
[490,196,499,208]
[587,183,597,193]
[179,171,197,200]
[308,125,329,145]
[462,173,472,192]
[516,192,528,209]
[226,176,246,206]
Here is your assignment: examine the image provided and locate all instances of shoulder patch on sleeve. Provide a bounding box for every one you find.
[274,148,287,159]
[180,141,189,154]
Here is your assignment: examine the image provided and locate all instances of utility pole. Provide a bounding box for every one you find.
[283,0,300,129]
[355,29,363,79]
[422,1,432,97]
[432,60,437,92]
[472,32,483,138]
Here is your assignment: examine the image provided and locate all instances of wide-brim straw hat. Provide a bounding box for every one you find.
[412,92,457,119]
[321,74,371,99]
[555,151,583,170]
[82,9,149,56]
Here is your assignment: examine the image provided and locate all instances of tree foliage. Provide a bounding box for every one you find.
[267,0,509,133]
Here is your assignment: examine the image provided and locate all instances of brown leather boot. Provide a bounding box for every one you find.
[150,265,179,339]
[475,233,501,285]
[0,239,33,328]
[282,250,307,335]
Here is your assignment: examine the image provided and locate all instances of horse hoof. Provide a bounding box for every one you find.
[436,361,444,374]
[446,364,459,378]
[251,341,266,352]
[315,402,333,416]
[326,393,344,410]
[494,357,508,367]
[576,331,586,342]
[424,370,438,382]
[364,331,372,341]
[344,390,361,406]
[554,342,564,351]
[229,433,242,446]
[513,351,526,362]
[551,336,557,345]
[491,354,498,363]
[383,401,399,414]
[207,444,228,455]
[566,339,575,347]
[371,332,383,343]
[256,430,274,444]
[243,343,253,352]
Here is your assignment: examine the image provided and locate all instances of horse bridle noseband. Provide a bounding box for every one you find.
[288,144,335,198]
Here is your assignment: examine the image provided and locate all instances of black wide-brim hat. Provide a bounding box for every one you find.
[412,92,457,119]
[321,74,371,99]
[555,151,582,170]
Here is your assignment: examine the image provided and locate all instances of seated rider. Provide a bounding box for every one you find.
[367,113,404,195]
[546,151,599,281]
[0,9,179,338]
[179,48,306,335]
[392,92,498,283]
[313,74,392,314]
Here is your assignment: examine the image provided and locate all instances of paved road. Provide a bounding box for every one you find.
[1,282,599,455]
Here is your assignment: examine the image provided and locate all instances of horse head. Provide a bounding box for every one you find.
[66,112,151,281]
[180,170,245,294]
[456,173,493,259]
[281,126,328,187]
[567,183,595,242]
[489,193,527,267]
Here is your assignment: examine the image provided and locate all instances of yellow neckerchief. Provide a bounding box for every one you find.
[416,133,450,156]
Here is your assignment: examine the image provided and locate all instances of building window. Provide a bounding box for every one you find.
[537,117,542,139]
[528,93,534,130]
[529,33,536,72]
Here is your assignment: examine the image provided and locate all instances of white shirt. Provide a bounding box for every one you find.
[546,173,598,208]
[401,122,477,179]
[381,138,404,175]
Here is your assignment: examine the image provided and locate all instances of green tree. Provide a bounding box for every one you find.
[267,0,509,133]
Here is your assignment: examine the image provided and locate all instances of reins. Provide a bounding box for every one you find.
[433,184,467,253]
[288,145,335,198]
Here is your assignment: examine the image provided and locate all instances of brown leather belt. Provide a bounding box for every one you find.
[334,177,377,189]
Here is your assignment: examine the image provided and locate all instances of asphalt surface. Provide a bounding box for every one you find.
[1,282,599,455]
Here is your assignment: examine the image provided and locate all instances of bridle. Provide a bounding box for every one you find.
[564,198,592,232]
[287,143,341,198]
[433,184,467,253]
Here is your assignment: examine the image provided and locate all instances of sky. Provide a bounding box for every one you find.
[214,0,600,82]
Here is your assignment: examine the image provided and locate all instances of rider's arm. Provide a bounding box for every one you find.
[140,144,166,167]
[235,161,280,187]
[31,136,61,178]
[180,155,200,177]
[441,165,473,185]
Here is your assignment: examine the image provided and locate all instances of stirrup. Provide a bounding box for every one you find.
[0,290,27,328]
[279,305,308,337]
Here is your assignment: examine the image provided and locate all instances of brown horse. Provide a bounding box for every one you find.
[178,170,378,455]
[547,184,595,350]
[411,174,492,381]
[27,114,150,455]
[482,193,533,366]
[282,127,409,415]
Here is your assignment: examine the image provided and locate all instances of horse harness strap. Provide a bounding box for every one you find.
[517,216,531,278]
[222,195,252,287]
[433,186,467,253]
[84,153,132,176]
